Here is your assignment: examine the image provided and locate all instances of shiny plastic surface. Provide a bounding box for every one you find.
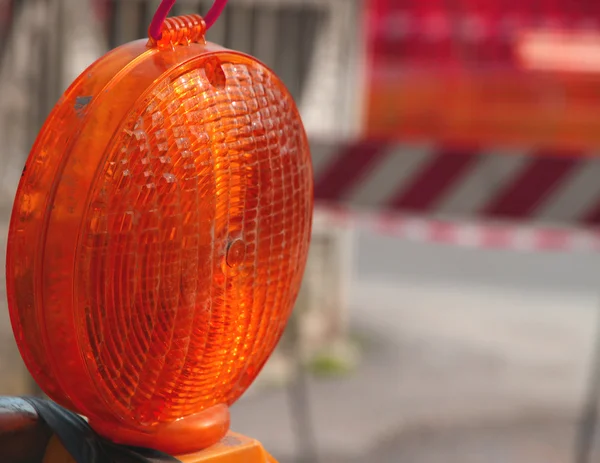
[7,14,313,454]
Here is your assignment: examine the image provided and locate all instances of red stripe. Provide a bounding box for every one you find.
[581,199,600,225]
[533,229,570,250]
[375,212,403,235]
[480,227,513,248]
[428,220,458,244]
[313,140,389,202]
[388,148,479,211]
[481,153,578,219]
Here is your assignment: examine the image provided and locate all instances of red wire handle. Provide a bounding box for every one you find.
[148,0,228,41]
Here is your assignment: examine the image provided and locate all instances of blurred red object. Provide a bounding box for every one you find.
[363,0,600,152]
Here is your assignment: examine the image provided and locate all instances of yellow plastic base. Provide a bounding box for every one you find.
[43,432,278,463]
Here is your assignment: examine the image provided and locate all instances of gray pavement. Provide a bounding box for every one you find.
[336,418,586,463]
[230,231,600,462]
[355,230,600,293]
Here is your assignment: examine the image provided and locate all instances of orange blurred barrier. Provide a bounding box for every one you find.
[364,0,600,153]
[366,70,600,152]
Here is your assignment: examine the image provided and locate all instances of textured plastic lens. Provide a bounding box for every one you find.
[6,15,313,453]
[80,55,312,423]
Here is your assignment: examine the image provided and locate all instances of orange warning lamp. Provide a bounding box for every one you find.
[5,5,313,459]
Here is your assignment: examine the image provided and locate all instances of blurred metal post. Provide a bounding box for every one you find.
[112,0,146,47]
[298,0,360,138]
[0,0,51,205]
[575,304,600,463]
[0,0,16,64]
[285,286,320,463]
[59,0,108,89]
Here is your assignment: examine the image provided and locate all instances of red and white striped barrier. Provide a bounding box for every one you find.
[311,140,600,226]
[316,205,600,253]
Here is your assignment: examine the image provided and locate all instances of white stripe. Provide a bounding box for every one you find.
[567,230,596,252]
[454,223,480,248]
[309,140,344,178]
[536,156,600,223]
[344,142,434,207]
[316,206,600,252]
[510,226,536,252]
[435,147,531,216]
[404,217,429,241]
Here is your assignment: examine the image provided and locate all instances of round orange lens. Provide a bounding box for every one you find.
[6,15,313,453]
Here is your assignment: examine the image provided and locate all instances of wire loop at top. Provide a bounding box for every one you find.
[148,0,228,41]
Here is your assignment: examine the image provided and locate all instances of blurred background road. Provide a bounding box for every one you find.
[230,232,600,462]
